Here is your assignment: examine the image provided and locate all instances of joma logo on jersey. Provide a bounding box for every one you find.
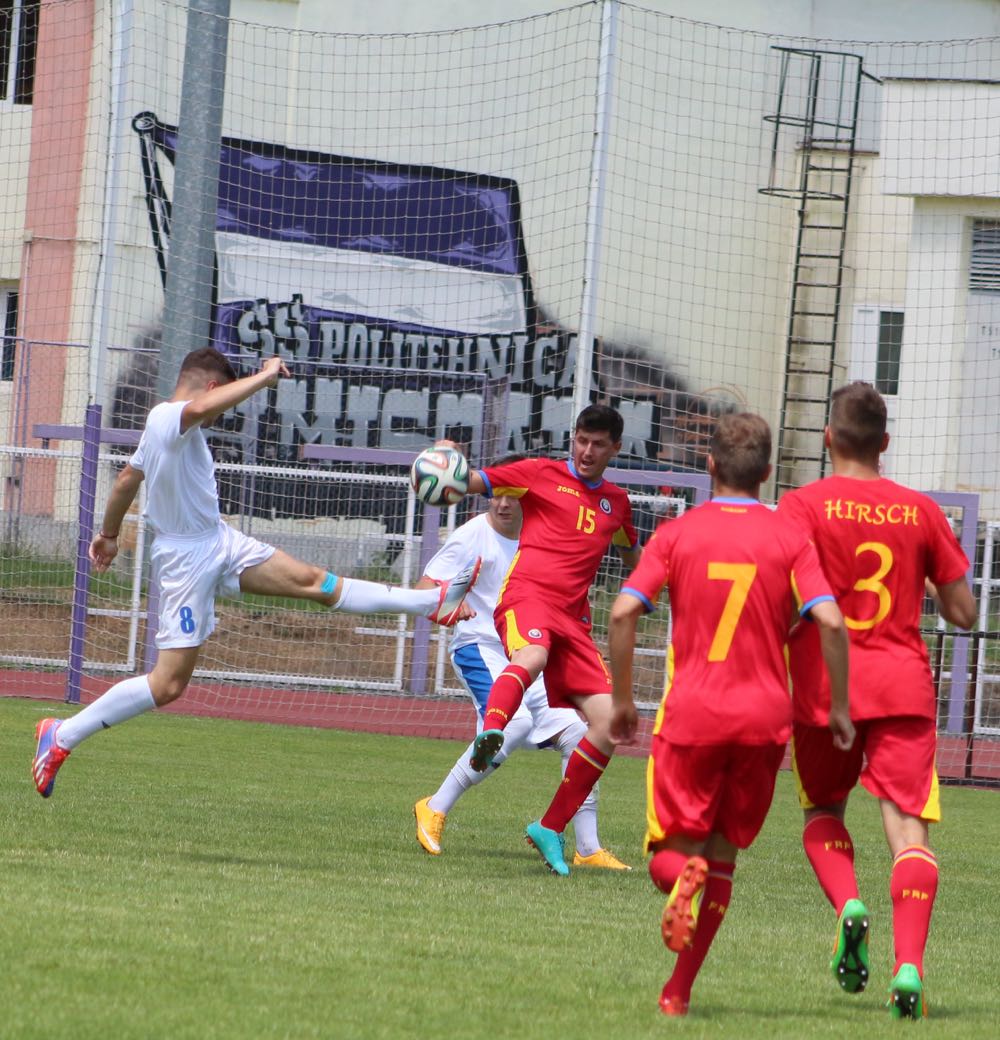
[823,499,920,526]
[556,484,581,498]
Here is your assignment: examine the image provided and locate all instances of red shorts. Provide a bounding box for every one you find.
[645,738,786,851]
[495,599,611,708]
[792,717,940,822]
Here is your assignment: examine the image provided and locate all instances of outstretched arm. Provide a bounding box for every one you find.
[89,464,144,571]
[607,592,645,745]
[432,438,487,496]
[180,356,290,432]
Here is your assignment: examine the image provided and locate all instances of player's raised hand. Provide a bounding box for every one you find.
[828,703,856,752]
[89,533,119,572]
[261,355,291,386]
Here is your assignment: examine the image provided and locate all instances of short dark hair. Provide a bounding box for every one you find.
[710,412,771,491]
[490,452,529,467]
[179,347,237,384]
[829,382,887,459]
[574,404,624,443]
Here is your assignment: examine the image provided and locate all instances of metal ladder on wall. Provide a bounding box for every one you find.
[760,47,881,492]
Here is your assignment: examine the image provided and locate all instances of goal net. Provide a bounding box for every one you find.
[0,1,997,780]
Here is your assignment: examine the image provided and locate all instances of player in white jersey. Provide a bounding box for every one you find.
[412,486,630,870]
[32,348,480,798]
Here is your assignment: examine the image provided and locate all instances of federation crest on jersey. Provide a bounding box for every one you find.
[528,628,542,639]
[599,498,612,514]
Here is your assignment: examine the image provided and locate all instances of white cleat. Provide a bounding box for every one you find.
[427,556,482,626]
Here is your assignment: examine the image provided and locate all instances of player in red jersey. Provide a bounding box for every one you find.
[437,404,641,875]
[608,412,852,1017]
[778,382,975,1019]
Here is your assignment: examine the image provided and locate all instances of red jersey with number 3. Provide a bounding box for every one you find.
[622,498,834,745]
[779,476,969,723]
[478,457,638,618]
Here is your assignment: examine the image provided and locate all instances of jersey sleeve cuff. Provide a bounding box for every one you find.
[799,593,834,618]
[621,587,655,613]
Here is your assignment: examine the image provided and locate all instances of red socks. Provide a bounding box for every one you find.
[803,813,859,913]
[482,665,532,732]
[662,860,735,1004]
[648,848,691,894]
[890,845,938,976]
[539,738,610,834]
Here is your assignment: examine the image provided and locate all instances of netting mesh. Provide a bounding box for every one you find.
[0,1,997,779]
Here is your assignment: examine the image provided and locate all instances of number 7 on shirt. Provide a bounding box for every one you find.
[706,562,757,662]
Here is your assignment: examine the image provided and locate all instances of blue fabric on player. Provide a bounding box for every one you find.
[452,643,494,717]
[321,571,338,596]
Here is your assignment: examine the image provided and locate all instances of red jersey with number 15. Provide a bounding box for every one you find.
[478,457,638,618]
[622,498,834,746]
[778,476,969,724]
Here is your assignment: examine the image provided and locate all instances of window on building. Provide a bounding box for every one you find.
[1,288,18,380]
[970,220,1000,294]
[0,0,38,105]
[875,310,903,397]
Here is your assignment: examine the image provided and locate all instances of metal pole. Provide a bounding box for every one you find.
[90,0,135,404]
[570,0,618,422]
[157,0,231,399]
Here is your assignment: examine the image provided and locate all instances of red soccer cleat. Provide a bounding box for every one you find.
[32,717,70,798]
[661,855,708,953]
[659,989,690,1017]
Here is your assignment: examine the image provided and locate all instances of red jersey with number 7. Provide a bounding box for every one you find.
[778,475,969,724]
[478,457,638,619]
[621,498,834,745]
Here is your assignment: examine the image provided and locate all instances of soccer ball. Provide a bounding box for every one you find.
[410,447,470,506]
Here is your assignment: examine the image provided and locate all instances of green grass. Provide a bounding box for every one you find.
[2,696,998,1039]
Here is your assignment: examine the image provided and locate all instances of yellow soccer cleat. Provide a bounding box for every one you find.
[572,848,632,871]
[413,796,446,855]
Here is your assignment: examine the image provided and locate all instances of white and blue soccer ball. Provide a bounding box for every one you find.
[410,447,470,506]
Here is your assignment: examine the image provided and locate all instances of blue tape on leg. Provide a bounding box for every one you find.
[321,572,338,596]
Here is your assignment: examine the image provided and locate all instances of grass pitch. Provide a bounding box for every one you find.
[2,696,998,1039]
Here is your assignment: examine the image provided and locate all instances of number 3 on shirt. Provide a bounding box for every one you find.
[706,562,757,661]
[846,541,893,630]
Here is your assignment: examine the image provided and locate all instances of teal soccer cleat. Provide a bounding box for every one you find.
[525,819,569,876]
[469,728,504,773]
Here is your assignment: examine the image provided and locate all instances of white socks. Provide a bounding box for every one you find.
[56,674,156,750]
[333,577,438,616]
[426,714,602,857]
[428,714,534,814]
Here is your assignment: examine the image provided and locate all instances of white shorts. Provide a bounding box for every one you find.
[450,640,581,746]
[150,521,275,649]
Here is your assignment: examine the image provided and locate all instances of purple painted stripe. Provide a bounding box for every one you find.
[66,404,102,704]
[301,445,418,467]
[928,491,978,736]
[408,504,443,696]
[33,423,141,446]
